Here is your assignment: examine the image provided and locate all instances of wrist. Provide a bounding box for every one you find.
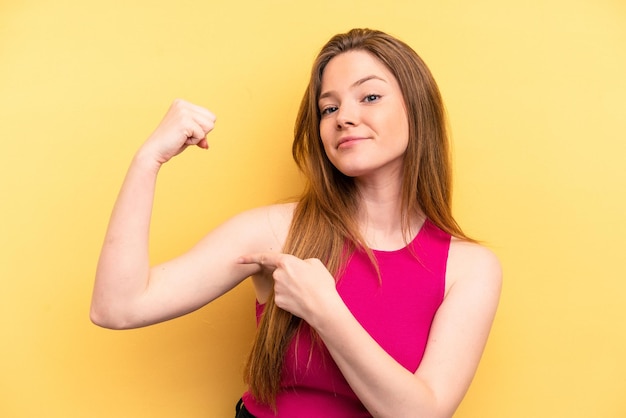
[132,147,164,174]
[309,292,348,333]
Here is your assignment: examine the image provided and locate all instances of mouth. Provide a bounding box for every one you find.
[337,136,366,149]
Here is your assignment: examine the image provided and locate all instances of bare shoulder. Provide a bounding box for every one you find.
[417,239,502,409]
[233,201,296,247]
[188,201,296,261]
[264,201,297,228]
[445,238,502,296]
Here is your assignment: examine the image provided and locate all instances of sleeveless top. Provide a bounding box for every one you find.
[242,219,451,417]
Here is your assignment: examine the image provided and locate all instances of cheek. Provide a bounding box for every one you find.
[318,122,334,151]
[391,111,410,147]
[318,133,340,167]
[320,141,337,165]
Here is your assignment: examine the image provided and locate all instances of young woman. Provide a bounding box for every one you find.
[91,28,501,418]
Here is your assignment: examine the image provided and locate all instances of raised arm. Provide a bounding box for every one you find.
[90,100,285,329]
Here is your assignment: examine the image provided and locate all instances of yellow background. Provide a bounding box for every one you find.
[1,0,625,417]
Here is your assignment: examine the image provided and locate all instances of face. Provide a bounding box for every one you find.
[318,50,409,180]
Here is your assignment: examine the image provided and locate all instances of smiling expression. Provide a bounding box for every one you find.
[318,50,409,180]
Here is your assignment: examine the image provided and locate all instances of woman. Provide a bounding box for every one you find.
[91,28,501,418]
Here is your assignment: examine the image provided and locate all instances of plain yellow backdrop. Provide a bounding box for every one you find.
[1,0,625,417]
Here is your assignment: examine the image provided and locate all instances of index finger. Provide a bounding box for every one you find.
[237,252,286,269]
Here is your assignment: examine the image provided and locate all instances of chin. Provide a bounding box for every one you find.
[335,166,370,178]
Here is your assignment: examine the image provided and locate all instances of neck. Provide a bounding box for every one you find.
[355,175,423,250]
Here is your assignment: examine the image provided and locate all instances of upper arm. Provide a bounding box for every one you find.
[414,241,502,416]
[129,203,293,327]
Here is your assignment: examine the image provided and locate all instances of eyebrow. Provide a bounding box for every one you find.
[319,75,387,101]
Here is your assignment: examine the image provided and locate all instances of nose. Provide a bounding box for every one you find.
[335,103,358,129]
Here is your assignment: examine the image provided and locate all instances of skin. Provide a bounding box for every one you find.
[317,51,416,247]
[91,51,502,417]
[318,51,409,184]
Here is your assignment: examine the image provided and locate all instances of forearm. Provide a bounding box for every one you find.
[90,150,161,328]
[312,300,446,418]
[237,253,449,416]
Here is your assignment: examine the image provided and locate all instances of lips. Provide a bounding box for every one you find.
[337,136,366,148]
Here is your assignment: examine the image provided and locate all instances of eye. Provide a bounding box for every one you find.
[363,94,381,103]
[320,106,338,116]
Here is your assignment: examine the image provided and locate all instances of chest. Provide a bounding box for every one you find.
[336,247,445,371]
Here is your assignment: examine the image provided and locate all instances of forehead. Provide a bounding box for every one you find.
[320,50,396,90]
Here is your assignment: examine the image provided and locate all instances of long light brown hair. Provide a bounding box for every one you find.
[244,28,471,408]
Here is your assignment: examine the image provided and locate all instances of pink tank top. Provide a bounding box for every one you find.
[242,219,450,417]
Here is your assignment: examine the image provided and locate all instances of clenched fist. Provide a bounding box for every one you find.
[140,99,217,165]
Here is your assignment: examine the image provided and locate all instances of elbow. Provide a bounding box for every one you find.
[89,308,114,329]
[89,302,134,330]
